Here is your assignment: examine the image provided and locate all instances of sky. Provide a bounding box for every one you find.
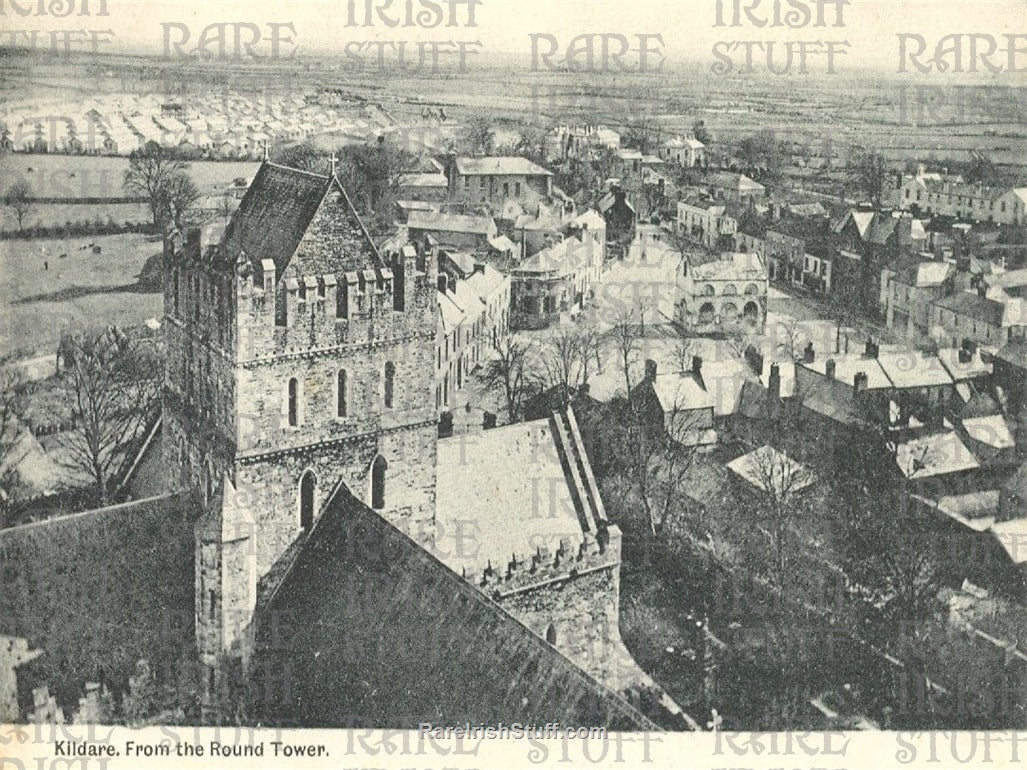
[5,0,1027,76]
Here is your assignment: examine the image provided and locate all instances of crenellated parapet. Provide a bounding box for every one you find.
[468,525,622,599]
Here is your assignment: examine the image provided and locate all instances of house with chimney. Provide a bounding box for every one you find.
[510,212,606,330]
[831,209,924,317]
[676,196,740,251]
[931,287,1027,350]
[761,216,835,292]
[629,355,751,447]
[659,136,706,168]
[597,186,637,258]
[547,124,621,162]
[883,258,956,339]
[444,155,555,210]
[892,165,1027,225]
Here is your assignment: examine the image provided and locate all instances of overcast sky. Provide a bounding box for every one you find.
[13,0,1027,75]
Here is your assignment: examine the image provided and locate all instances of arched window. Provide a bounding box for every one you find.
[701,283,715,297]
[545,624,557,645]
[287,378,299,427]
[722,283,737,296]
[299,469,316,530]
[371,455,387,510]
[384,361,395,409]
[744,283,760,295]
[336,369,347,417]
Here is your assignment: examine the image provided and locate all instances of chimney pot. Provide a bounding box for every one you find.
[768,362,781,399]
[825,359,836,379]
[644,359,657,380]
[803,342,815,364]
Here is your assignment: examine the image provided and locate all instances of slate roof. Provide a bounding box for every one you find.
[707,171,764,193]
[934,292,1006,326]
[455,156,553,177]
[435,416,598,575]
[408,211,495,235]
[218,161,381,276]
[250,485,653,729]
[0,494,198,714]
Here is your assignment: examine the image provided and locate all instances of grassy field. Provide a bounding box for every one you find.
[0,232,164,357]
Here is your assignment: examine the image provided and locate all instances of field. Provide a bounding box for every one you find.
[0,155,261,230]
[0,232,164,357]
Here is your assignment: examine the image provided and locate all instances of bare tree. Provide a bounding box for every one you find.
[154,172,201,231]
[575,323,604,389]
[460,114,495,155]
[541,328,587,407]
[608,301,654,398]
[3,180,34,233]
[480,335,539,424]
[671,336,696,374]
[740,442,814,587]
[57,328,160,506]
[124,141,189,229]
[851,150,888,207]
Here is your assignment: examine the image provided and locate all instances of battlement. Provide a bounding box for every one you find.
[469,525,622,598]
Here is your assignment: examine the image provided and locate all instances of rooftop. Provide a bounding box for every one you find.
[893,432,979,479]
[934,292,1006,327]
[962,415,1015,450]
[876,350,955,389]
[688,252,766,282]
[252,484,652,729]
[455,156,553,177]
[408,211,495,235]
[800,353,891,390]
[435,418,589,575]
[726,445,815,496]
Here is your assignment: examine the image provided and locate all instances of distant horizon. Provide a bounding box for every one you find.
[1,0,1025,80]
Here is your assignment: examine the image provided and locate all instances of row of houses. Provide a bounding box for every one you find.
[890,165,1027,226]
[435,253,510,412]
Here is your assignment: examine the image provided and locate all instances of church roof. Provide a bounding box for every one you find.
[251,485,652,730]
[218,161,381,276]
[0,493,199,714]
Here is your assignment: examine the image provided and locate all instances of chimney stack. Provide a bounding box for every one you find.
[826,359,836,379]
[438,274,449,293]
[864,337,878,358]
[854,371,868,392]
[803,342,815,364]
[768,362,781,400]
[692,355,703,376]
[645,359,657,381]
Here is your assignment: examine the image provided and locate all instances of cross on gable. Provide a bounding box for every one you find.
[329,153,338,176]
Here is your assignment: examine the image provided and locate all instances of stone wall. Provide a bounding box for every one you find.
[250,489,652,730]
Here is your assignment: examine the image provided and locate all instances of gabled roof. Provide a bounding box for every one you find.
[877,350,955,389]
[707,171,764,193]
[727,445,814,495]
[217,161,380,276]
[962,415,1015,450]
[251,485,652,729]
[651,372,715,413]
